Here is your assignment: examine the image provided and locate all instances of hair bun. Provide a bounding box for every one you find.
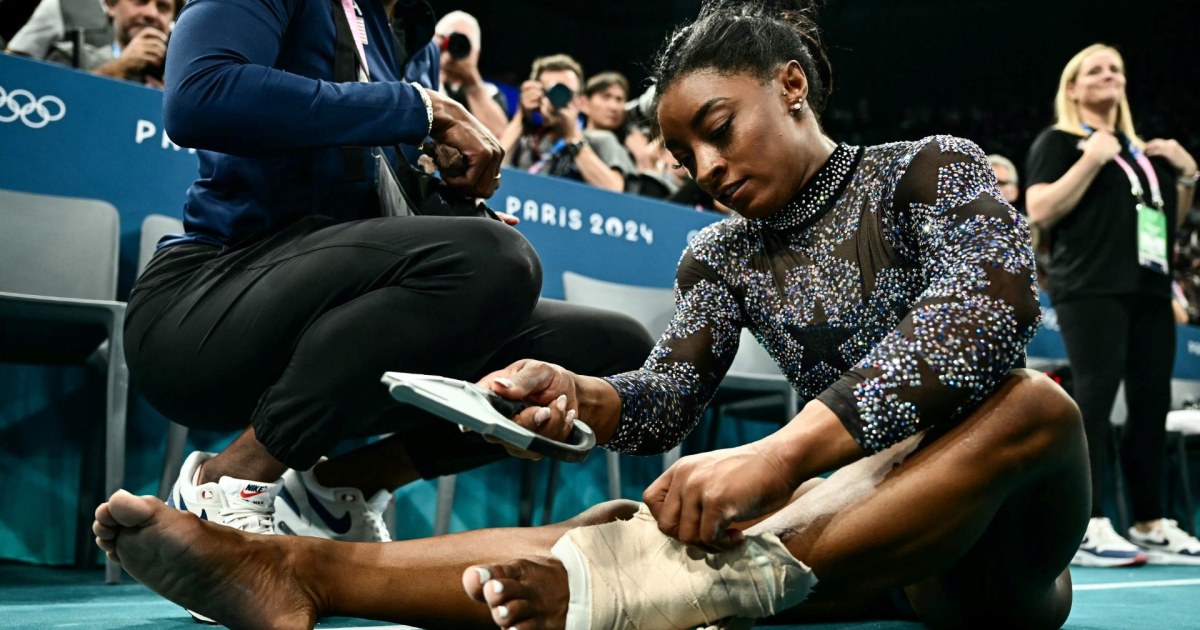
[649,0,833,137]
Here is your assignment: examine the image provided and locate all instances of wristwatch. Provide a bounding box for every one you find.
[564,138,586,158]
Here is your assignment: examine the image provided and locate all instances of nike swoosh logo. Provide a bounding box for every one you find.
[278,486,301,515]
[305,488,352,535]
[240,489,265,499]
[1140,538,1170,546]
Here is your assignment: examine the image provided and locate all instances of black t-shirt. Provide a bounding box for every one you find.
[1025,127,1177,302]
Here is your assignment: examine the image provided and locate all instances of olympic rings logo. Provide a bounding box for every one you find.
[0,86,67,129]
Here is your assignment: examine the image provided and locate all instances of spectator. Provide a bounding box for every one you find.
[990,152,1047,286]
[434,10,508,138]
[581,72,628,137]
[988,153,1020,206]
[499,54,634,193]
[583,71,659,179]
[1173,209,1200,324]
[579,71,673,199]
[1025,43,1200,567]
[5,0,113,63]
[9,0,173,87]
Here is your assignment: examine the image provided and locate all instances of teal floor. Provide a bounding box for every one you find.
[2,562,1198,629]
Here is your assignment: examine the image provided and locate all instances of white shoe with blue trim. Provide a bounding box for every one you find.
[1072,517,1148,567]
[1128,519,1200,565]
[274,461,393,543]
[167,450,284,623]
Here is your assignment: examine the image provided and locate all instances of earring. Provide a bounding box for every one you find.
[790,100,804,116]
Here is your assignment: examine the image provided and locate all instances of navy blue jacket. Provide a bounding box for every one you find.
[162,0,439,247]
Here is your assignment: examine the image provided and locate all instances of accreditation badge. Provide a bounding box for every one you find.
[1136,203,1169,274]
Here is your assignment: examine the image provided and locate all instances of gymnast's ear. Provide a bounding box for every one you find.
[779,60,809,109]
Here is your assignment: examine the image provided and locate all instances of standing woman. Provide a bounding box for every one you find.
[1025,44,1200,566]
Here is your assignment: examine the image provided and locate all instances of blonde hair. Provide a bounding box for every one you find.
[1052,43,1142,148]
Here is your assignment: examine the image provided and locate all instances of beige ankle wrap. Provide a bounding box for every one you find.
[550,504,816,629]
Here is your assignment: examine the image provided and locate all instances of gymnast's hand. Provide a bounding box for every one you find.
[643,443,798,552]
[425,87,504,199]
[476,359,579,455]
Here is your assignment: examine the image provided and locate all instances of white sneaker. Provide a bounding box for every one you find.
[1128,519,1200,565]
[1072,517,1148,567]
[168,451,283,534]
[274,461,393,542]
[167,451,284,624]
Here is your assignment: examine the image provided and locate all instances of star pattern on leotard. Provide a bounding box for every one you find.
[604,138,1039,455]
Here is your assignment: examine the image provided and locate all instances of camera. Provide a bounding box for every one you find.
[439,32,471,60]
[544,83,574,110]
[624,84,657,131]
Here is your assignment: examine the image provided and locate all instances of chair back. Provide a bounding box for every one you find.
[562,271,675,339]
[0,188,120,300]
[138,214,184,275]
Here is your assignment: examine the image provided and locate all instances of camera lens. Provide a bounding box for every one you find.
[545,83,574,109]
[446,32,471,60]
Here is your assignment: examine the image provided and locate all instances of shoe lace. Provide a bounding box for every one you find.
[363,508,390,543]
[348,493,392,542]
[219,506,275,534]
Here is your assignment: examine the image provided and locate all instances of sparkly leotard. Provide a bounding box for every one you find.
[603,136,1040,455]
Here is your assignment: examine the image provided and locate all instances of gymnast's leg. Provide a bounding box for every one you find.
[93,491,641,629]
[466,369,1089,629]
[93,370,1086,629]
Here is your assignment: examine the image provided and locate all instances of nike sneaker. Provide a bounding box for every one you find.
[1128,519,1200,565]
[167,450,284,625]
[275,462,393,542]
[1072,517,1148,567]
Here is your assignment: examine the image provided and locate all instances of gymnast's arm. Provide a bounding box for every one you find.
[766,138,1042,486]
[634,139,1041,551]
[481,245,742,454]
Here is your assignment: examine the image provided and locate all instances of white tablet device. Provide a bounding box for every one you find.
[381,371,596,462]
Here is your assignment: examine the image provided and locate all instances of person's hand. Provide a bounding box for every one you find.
[545,99,582,142]
[1145,138,1198,177]
[625,128,656,172]
[440,48,483,89]
[494,212,519,226]
[474,360,580,458]
[1081,130,1121,168]
[426,88,503,198]
[517,80,544,121]
[643,442,799,552]
[119,27,168,77]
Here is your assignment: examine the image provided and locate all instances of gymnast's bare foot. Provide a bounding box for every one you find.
[463,556,570,629]
[94,490,318,629]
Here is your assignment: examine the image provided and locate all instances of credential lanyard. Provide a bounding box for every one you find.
[338,0,370,81]
[1082,124,1163,209]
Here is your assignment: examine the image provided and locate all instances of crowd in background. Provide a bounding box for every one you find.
[5,2,1200,324]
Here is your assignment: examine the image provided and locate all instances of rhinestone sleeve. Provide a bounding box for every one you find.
[602,243,744,455]
[816,136,1040,452]
[599,138,1040,457]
